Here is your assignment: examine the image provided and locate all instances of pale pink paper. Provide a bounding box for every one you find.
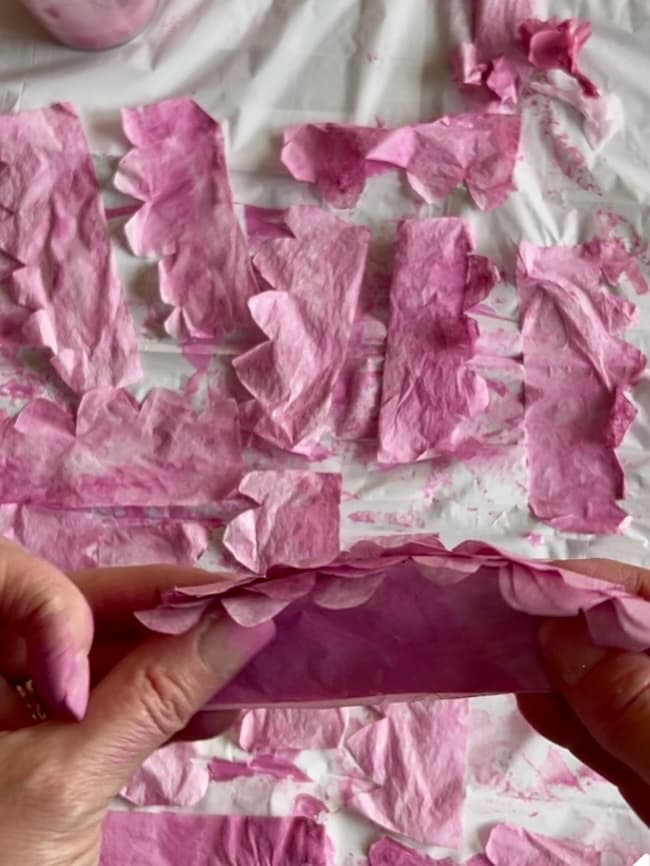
[517,241,646,534]
[281,113,521,211]
[224,471,341,573]
[369,837,455,866]
[345,699,468,848]
[100,813,334,866]
[234,206,369,453]
[378,218,500,464]
[485,823,601,866]
[239,708,346,751]
[121,743,209,808]
[115,98,258,341]
[0,387,242,507]
[0,103,140,392]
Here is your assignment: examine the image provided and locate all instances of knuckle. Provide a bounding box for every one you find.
[138,667,197,739]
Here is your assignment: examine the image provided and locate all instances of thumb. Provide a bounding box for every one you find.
[71,613,274,799]
[539,616,650,784]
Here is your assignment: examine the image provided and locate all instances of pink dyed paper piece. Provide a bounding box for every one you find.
[347,699,467,847]
[281,113,521,211]
[517,241,646,534]
[369,837,455,866]
[115,98,258,341]
[0,103,140,392]
[0,388,242,507]
[234,207,369,453]
[520,18,597,98]
[121,743,209,808]
[0,504,209,571]
[208,755,311,783]
[139,536,650,708]
[378,218,499,464]
[101,813,333,866]
[239,708,346,751]
[485,824,601,866]
[224,471,341,573]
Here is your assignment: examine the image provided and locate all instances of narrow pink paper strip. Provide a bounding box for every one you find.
[115,98,259,341]
[378,218,499,464]
[517,240,646,533]
[0,102,140,392]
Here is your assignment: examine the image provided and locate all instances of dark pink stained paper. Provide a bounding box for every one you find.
[100,813,333,866]
[138,536,650,709]
[517,241,646,533]
[0,387,242,507]
[0,504,209,571]
[485,824,601,866]
[0,103,140,393]
[114,98,258,341]
[239,708,346,751]
[281,113,521,211]
[368,837,455,866]
[346,699,467,847]
[378,218,500,465]
[224,471,341,573]
[234,206,370,454]
[520,18,598,98]
[121,743,209,808]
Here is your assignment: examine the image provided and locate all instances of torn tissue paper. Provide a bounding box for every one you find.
[101,813,333,866]
[378,218,500,465]
[0,387,242,507]
[281,112,521,211]
[0,103,140,392]
[346,699,468,848]
[234,206,369,453]
[485,823,601,866]
[115,98,259,341]
[238,707,346,752]
[517,241,646,534]
[224,471,341,573]
[121,743,209,808]
[138,536,650,708]
[368,836,456,866]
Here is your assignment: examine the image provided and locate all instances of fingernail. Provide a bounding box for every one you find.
[62,651,90,721]
[539,617,608,687]
[199,617,276,675]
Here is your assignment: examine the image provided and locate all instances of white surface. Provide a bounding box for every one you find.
[1,0,649,860]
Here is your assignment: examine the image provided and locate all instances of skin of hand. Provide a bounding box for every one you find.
[0,538,275,866]
[518,558,650,826]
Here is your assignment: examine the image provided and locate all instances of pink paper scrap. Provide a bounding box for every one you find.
[224,471,341,573]
[137,536,650,708]
[121,742,209,808]
[368,837,456,866]
[281,113,521,211]
[0,387,242,507]
[239,707,346,751]
[234,206,369,454]
[100,813,334,866]
[347,699,468,847]
[0,103,140,392]
[378,217,500,465]
[517,240,646,534]
[115,98,259,341]
[485,823,601,866]
[208,755,311,784]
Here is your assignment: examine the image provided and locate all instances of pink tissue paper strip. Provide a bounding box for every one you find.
[100,813,333,866]
[0,504,209,571]
[485,823,601,866]
[208,755,311,783]
[0,103,140,392]
[138,536,650,708]
[281,112,521,211]
[517,241,646,534]
[346,699,467,847]
[368,837,455,866]
[115,98,258,341]
[121,743,209,808]
[0,387,242,507]
[224,471,341,573]
[378,217,500,464]
[239,707,346,751]
[234,206,369,453]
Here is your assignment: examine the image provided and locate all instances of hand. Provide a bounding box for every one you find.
[0,538,275,865]
[518,558,650,826]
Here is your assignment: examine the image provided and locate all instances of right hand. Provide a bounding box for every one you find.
[518,558,650,826]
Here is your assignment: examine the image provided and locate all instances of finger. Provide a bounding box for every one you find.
[67,565,230,637]
[172,709,240,743]
[0,675,35,730]
[539,616,650,785]
[0,538,93,719]
[68,614,275,799]
[556,558,650,598]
